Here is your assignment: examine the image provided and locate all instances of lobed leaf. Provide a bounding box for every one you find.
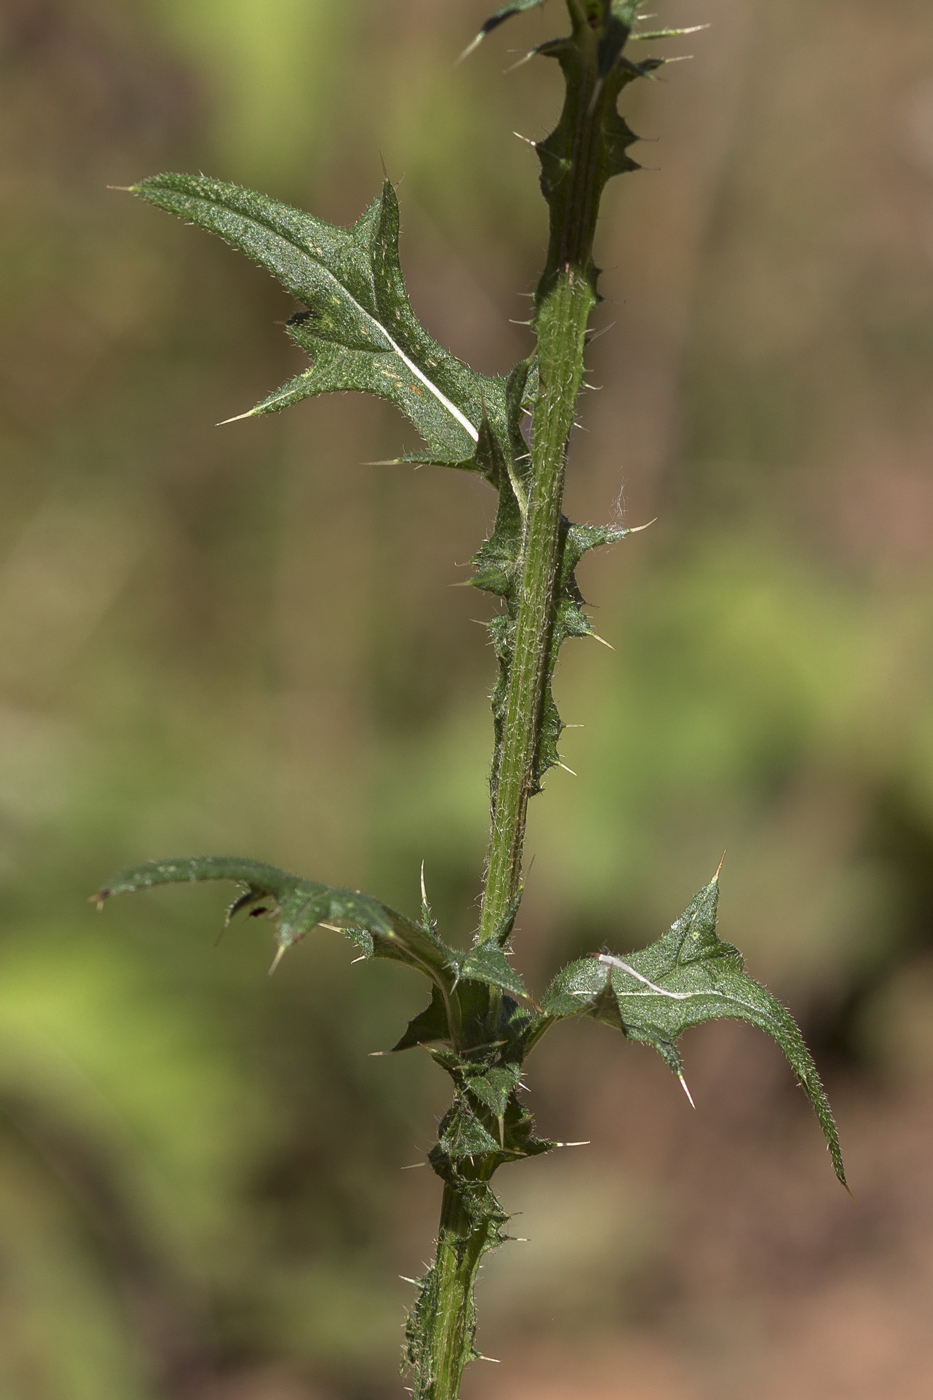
[94,855,451,975]
[456,944,527,999]
[131,174,509,476]
[539,872,847,1185]
[97,858,533,1064]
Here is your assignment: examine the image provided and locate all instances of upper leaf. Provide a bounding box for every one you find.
[131,174,509,475]
[538,873,847,1186]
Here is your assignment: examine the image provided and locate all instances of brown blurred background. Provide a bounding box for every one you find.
[2,0,933,1396]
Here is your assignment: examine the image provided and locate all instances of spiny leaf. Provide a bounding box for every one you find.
[94,855,452,976]
[456,944,527,999]
[130,174,509,476]
[435,1101,502,1159]
[539,873,847,1186]
[463,1063,521,1118]
[391,986,451,1052]
[391,980,504,1053]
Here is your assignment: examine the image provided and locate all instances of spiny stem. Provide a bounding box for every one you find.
[412,1182,496,1400]
[477,20,603,944]
[419,11,636,1399]
[477,270,592,943]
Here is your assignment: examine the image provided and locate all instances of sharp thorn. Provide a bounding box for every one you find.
[455,33,483,65]
[512,129,537,146]
[557,762,577,777]
[505,47,536,73]
[678,1073,696,1109]
[590,631,615,650]
[555,1140,590,1148]
[714,851,726,882]
[268,944,287,976]
[217,408,258,426]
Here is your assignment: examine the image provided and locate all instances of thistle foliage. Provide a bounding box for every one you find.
[103,5,846,1397]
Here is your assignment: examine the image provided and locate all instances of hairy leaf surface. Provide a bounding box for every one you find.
[539,874,847,1185]
[96,858,531,1039]
[96,855,454,973]
[131,174,509,473]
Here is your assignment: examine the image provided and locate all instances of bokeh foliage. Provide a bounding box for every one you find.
[2,0,933,1396]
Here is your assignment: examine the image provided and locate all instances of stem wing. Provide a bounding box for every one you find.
[539,873,847,1186]
[132,175,509,475]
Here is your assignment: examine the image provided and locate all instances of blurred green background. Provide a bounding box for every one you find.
[2,1,933,1397]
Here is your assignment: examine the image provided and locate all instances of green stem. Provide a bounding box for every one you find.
[477,23,603,944]
[477,270,593,943]
[417,1182,494,1400]
[415,13,631,1399]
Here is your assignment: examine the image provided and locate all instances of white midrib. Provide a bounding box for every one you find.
[380,325,479,442]
[183,190,480,440]
[595,952,758,1013]
[278,254,480,443]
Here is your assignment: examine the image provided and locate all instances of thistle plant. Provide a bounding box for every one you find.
[96,4,847,1397]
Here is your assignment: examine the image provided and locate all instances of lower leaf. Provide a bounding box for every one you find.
[539,871,847,1186]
